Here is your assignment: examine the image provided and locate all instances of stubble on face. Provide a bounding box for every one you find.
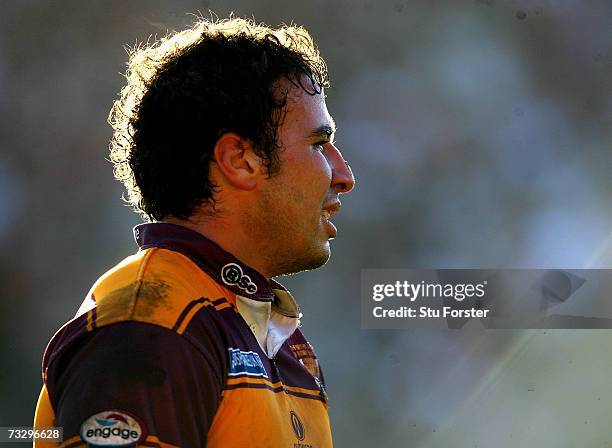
[245,81,334,278]
[255,175,331,278]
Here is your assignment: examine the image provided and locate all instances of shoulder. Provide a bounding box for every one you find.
[69,247,237,336]
[43,247,234,380]
[86,247,230,329]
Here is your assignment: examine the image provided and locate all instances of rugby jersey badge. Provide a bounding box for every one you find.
[290,343,321,380]
[80,410,145,446]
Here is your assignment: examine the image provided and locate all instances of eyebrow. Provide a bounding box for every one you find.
[309,123,337,140]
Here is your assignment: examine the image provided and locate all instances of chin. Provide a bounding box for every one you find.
[309,249,331,269]
[305,242,332,270]
[276,244,331,276]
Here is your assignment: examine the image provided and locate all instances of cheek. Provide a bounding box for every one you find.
[302,154,332,189]
[300,173,329,211]
[281,153,332,209]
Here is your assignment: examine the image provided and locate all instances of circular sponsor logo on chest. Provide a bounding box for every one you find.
[290,410,305,441]
[80,410,146,446]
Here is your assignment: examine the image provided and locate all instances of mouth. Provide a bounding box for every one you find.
[321,201,341,238]
[322,201,341,218]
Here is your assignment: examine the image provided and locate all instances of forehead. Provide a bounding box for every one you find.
[276,78,333,133]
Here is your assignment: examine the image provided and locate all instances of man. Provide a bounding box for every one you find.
[33,16,354,448]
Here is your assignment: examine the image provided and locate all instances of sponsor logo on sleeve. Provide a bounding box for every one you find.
[228,348,268,378]
[221,263,258,294]
[80,410,146,446]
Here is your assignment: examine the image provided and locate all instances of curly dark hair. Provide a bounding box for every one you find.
[108,17,329,221]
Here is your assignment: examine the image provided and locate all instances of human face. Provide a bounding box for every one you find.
[254,80,355,276]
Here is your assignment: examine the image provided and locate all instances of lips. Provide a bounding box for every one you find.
[321,200,341,237]
[321,201,341,218]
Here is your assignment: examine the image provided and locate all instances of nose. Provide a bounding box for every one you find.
[327,144,355,194]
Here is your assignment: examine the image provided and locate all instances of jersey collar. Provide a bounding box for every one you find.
[134,222,284,302]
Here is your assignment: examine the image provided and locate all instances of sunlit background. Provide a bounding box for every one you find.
[2,1,612,446]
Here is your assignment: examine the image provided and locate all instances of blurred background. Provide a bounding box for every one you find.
[2,0,612,446]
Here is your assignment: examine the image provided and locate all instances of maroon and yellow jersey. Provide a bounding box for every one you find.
[34,223,332,447]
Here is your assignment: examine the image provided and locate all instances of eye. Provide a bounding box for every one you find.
[313,141,328,152]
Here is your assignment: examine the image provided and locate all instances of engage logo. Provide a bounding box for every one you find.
[80,410,145,446]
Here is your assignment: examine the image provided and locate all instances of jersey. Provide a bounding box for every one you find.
[33,223,332,447]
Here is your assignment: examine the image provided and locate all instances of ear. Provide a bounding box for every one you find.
[213,133,263,190]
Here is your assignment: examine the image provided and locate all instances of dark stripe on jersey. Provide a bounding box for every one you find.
[225,382,325,402]
[286,389,325,402]
[211,297,228,306]
[171,297,209,331]
[225,382,285,393]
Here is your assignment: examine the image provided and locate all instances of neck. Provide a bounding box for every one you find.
[162,214,274,280]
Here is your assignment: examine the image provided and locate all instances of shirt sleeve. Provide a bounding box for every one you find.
[46,321,224,447]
